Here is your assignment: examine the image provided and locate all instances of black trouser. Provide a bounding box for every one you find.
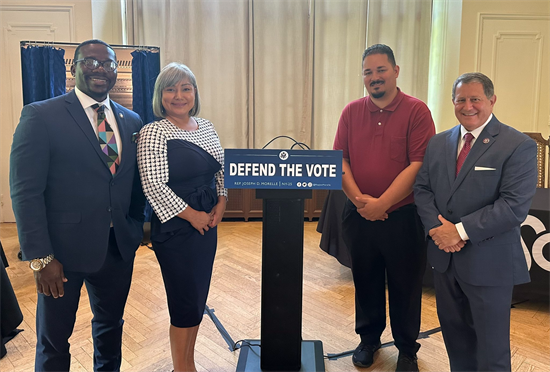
[35,229,134,372]
[342,201,426,355]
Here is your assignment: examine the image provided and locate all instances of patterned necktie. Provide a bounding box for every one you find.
[456,132,474,177]
[92,104,119,175]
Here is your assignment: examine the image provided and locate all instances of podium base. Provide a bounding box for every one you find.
[236,340,325,372]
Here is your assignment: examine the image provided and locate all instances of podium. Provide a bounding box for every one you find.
[236,189,325,372]
[225,148,341,372]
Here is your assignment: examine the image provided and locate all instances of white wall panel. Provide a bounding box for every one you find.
[478,14,549,135]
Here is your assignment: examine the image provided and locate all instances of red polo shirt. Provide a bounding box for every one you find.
[333,89,435,212]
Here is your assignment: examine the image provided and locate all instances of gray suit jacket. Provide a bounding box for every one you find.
[414,115,537,286]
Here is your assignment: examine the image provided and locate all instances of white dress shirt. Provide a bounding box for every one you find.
[455,113,493,241]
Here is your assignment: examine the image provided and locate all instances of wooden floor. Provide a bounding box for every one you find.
[1,221,549,372]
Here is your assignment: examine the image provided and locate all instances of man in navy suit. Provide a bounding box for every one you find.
[10,39,145,371]
[414,72,537,371]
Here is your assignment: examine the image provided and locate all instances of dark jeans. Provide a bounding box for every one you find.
[342,201,426,355]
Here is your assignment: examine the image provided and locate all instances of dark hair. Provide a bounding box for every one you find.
[452,72,494,101]
[74,39,115,61]
[362,44,396,66]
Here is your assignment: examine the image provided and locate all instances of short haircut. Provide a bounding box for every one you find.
[362,44,396,67]
[452,72,494,101]
[152,62,201,118]
[74,39,115,61]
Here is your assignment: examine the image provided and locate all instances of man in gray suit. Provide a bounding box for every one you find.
[414,72,537,371]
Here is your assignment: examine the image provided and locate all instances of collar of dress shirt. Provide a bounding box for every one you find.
[460,113,493,141]
[74,86,112,112]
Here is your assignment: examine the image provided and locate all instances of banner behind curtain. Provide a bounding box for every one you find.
[21,46,66,105]
[131,49,160,125]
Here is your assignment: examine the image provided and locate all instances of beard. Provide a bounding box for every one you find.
[370,91,385,99]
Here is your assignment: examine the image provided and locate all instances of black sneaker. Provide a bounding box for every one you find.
[396,353,419,372]
[352,341,381,368]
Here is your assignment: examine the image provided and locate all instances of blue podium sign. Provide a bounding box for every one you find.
[224,149,342,190]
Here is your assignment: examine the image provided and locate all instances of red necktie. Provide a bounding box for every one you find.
[456,133,474,177]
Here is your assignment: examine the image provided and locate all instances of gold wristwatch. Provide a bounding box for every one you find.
[29,254,54,272]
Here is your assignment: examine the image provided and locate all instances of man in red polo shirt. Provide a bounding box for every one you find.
[333,44,435,371]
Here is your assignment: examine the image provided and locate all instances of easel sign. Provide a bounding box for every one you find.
[224,149,342,190]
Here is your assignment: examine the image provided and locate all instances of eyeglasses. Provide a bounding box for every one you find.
[74,58,118,72]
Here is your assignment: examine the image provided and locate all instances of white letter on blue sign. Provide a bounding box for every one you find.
[230,163,237,176]
[286,164,296,176]
[260,163,268,176]
[306,164,314,177]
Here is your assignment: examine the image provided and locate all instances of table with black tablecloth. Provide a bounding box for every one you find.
[316,190,350,268]
[317,189,549,302]
[514,188,549,302]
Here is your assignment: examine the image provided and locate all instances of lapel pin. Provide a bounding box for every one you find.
[119,113,124,118]
[483,138,490,144]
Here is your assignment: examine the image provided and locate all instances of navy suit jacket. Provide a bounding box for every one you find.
[414,116,537,286]
[10,90,145,273]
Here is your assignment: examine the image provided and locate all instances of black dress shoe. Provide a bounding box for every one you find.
[396,352,419,372]
[352,341,381,368]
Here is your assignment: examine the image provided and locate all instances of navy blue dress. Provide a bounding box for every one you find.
[151,139,221,328]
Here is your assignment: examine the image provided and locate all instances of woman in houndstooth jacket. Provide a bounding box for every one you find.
[137,62,227,372]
